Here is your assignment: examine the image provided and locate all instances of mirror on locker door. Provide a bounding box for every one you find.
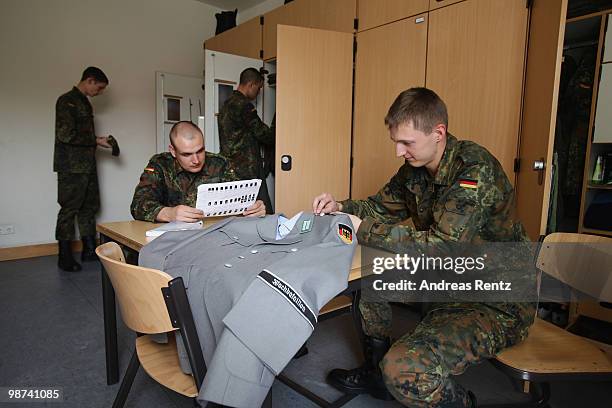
[155,72,205,153]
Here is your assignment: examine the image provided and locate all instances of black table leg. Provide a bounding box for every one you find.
[100,233,119,385]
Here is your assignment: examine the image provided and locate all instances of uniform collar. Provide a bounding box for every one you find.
[405,133,458,194]
[172,152,212,176]
[433,133,459,186]
[70,86,91,105]
[256,213,314,244]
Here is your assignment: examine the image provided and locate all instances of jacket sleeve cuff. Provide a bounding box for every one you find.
[356,216,382,245]
[222,274,314,375]
[339,199,355,214]
[138,205,165,222]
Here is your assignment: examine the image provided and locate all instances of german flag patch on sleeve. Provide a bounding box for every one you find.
[338,223,353,244]
[459,178,478,189]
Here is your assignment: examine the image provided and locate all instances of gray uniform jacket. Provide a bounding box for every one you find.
[139,213,357,407]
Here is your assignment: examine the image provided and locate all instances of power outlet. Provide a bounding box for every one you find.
[0,224,15,235]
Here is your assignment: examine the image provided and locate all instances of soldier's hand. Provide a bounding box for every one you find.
[158,205,204,223]
[244,200,266,218]
[96,136,112,148]
[313,192,341,215]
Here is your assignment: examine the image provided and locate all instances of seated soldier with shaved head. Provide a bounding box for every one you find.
[131,121,266,222]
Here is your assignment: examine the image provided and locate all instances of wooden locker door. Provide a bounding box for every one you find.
[357,0,428,31]
[429,0,465,11]
[426,0,528,184]
[516,0,567,240]
[352,15,428,199]
[275,25,353,215]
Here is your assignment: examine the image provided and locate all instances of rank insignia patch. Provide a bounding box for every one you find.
[338,223,353,244]
[459,179,478,189]
[300,219,312,233]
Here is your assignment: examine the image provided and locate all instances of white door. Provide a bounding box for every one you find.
[155,72,205,153]
[204,50,263,153]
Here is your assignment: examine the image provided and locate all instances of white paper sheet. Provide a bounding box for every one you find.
[196,179,261,217]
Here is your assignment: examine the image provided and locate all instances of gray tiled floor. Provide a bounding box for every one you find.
[1,255,611,407]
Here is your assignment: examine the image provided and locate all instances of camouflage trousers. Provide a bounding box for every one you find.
[55,172,100,240]
[360,301,528,408]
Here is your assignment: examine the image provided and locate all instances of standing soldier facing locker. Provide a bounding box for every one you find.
[218,67,275,213]
[313,88,534,408]
[54,66,113,272]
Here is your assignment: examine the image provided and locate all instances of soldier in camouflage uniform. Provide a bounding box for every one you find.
[131,121,266,222]
[54,66,112,272]
[218,68,275,213]
[313,88,534,408]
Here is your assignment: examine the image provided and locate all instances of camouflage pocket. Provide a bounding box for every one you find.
[437,200,475,240]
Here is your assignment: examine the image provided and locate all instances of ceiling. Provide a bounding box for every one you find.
[195,0,269,11]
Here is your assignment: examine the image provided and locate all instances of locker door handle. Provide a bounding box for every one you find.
[281,155,292,171]
[533,158,545,185]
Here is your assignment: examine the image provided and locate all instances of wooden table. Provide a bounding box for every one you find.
[97,219,364,407]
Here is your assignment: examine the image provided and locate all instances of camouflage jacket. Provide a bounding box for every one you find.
[130,152,238,222]
[53,87,97,173]
[342,134,526,246]
[342,134,534,326]
[218,91,274,179]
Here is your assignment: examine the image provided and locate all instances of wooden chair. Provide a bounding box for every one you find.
[487,233,612,408]
[98,242,274,408]
[97,242,207,407]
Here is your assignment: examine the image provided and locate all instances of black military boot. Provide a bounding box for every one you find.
[327,336,394,400]
[58,240,82,272]
[81,235,98,262]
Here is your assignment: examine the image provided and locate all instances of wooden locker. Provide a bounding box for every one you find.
[275,25,353,215]
[262,0,356,60]
[429,0,465,11]
[357,0,428,32]
[204,16,262,60]
[352,15,428,199]
[515,0,567,240]
[426,0,528,184]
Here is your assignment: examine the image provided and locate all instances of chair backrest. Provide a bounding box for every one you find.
[96,242,176,334]
[536,232,612,303]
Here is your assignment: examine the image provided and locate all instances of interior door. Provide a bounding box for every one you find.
[275,25,353,215]
[515,0,567,240]
[155,72,205,154]
[352,14,428,199]
[426,0,529,183]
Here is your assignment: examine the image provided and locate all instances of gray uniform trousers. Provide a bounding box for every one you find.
[139,213,357,407]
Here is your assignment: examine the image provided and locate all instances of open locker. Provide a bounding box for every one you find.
[272,25,353,215]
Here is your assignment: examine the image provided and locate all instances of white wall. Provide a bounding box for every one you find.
[0,0,220,247]
[237,0,284,23]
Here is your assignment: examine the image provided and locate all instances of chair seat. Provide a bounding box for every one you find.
[136,333,198,397]
[495,318,612,376]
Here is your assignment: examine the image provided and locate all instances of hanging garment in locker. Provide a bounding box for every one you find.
[139,212,357,407]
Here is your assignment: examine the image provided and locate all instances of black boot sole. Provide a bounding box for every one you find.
[326,374,369,395]
[327,370,395,400]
